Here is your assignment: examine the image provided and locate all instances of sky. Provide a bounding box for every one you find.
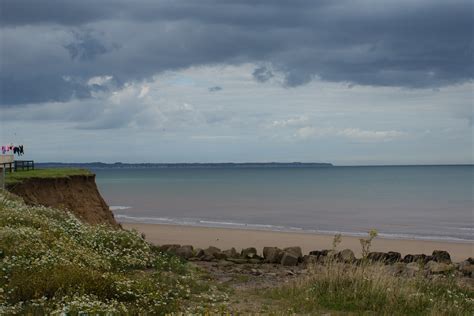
[0,0,472,165]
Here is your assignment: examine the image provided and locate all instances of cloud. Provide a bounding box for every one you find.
[253,66,274,83]
[1,0,472,106]
[64,30,114,61]
[270,116,309,128]
[208,86,223,92]
[296,126,406,142]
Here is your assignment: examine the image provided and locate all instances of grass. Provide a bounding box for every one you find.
[264,262,474,315]
[5,168,92,184]
[0,191,228,314]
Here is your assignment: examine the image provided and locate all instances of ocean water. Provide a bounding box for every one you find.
[94,166,474,242]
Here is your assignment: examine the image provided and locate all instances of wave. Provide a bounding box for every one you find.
[114,214,473,243]
[110,206,132,211]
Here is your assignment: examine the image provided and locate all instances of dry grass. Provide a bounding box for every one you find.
[265,261,473,315]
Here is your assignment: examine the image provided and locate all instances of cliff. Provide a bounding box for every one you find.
[6,173,119,227]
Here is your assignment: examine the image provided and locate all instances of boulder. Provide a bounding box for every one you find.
[281,252,299,266]
[426,260,454,274]
[227,258,248,264]
[404,262,421,277]
[467,257,474,264]
[203,246,221,257]
[386,251,402,263]
[309,249,330,258]
[388,262,406,276]
[367,251,401,263]
[241,247,258,258]
[303,255,318,265]
[283,246,303,259]
[458,260,474,277]
[263,247,284,263]
[248,258,263,264]
[403,254,429,264]
[214,252,228,260]
[337,249,356,263]
[432,250,452,264]
[217,260,234,267]
[201,255,216,262]
[223,247,239,258]
[194,248,205,258]
[367,252,389,262]
[175,245,194,259]
[158,244,181,254]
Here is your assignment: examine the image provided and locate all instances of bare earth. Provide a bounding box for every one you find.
[123,223,473,262]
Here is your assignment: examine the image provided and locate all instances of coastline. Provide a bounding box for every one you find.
[123,222,474,262]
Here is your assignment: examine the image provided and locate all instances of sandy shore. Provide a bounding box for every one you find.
[123,223,474,262]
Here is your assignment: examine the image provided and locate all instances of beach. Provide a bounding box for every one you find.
[123,223,474,262]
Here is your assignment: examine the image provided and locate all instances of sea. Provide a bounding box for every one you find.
[93,165,474,242]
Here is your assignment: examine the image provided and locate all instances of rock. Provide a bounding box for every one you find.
[241,247,258,258]
[215,252,228,260]
[158,244,180,253]
[426,260,454,274]
[303,255,318,265]
[223,247,239,258]
[248,258,263,264]
[458,260,474,277]
[404,262,421,277]
[284,246,302,258]
[201,255,216,262]
[432,250,452,264]
[281,252,299,266]
[386,251,402,263]
[367,252,389,262]
[175,245,194,259]
[285,270,296,276]
[217,260,234,267]
[368,251,401,263]
[467,257,474,264]
[387,262,405,275]
[310,249,330,257]
[187,257,201,262]
[263,247,284,263]
[204,246,221,257]
[227,258,248,264]
[403,254,428,264]
[337,249,355,263]
[194,248,204,258]
[250,268,262,276]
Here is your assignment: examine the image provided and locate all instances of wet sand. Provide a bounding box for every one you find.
[123,223,474,262]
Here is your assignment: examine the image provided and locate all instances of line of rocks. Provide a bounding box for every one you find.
[157,244,474,277]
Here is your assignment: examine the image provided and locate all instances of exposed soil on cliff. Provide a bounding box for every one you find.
[6,174,119,227]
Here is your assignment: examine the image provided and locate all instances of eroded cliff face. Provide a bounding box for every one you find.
[6,174,119,227]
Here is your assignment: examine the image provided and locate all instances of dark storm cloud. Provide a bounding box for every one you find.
[1,0,472,106]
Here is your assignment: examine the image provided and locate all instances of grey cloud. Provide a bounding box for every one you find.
[253,66,274,83]
[64,30,114,62]
[1,0,473,106]
[208,86,223,92]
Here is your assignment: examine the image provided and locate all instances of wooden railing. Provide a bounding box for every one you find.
[0,160,35,172]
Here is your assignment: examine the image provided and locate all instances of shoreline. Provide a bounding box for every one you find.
[122,222,474,262]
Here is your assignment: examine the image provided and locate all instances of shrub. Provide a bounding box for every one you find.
[0,191,216,314]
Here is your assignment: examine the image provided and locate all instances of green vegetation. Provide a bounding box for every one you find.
[265,262,473,315]
[0,192,472,314]
[264,232,473,315]
[5,168,92,184]
[0,191,228,314]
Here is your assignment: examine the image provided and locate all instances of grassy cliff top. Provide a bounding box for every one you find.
[5,168,92,184]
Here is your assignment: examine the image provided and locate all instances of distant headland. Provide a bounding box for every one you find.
[37,162,334,169]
